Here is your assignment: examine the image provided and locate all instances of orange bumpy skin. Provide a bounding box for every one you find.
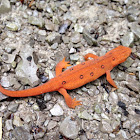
[0,46,131,108]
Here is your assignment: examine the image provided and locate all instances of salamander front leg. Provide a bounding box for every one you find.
[58,88,82,109]
[55,57,71,76]
[106,70,118,88]
[84,53,99,61]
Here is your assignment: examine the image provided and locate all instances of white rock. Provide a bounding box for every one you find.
[50,104,64,116]
[101,113,109,120]
[13,116,23,127]
[38,30,47,36]
[109,92,118,105]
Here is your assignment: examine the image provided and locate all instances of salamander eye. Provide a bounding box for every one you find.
[112,57,115,61]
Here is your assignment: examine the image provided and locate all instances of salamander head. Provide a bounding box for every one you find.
[109,45,131,67]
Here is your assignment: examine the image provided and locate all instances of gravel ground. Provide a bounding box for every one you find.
[0,0,140,140]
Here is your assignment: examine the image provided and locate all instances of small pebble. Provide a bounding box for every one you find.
[50,104,64,116]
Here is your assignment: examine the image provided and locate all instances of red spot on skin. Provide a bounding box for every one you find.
[90,72,94,76]
[62,81,66,85]
[80,75,83,79]
[101,65,104,69]
[112,57,115,61]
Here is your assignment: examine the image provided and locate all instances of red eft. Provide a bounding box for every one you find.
[0,46,131,108]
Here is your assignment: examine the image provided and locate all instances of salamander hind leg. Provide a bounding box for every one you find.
[58,88,82,109]
[84,53,99,61]
[55,57,71,76]
[106,70,118,88]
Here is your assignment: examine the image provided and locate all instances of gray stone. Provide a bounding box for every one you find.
[127,6,140,17]
[0,92,8,101]
[101,113,109,120]
[2,64,10,72]
[38,30,47,36]
[127,14,137,22]
[80,135,88,140]
[135,128,140,135]
[70,32,81,44]
[45,22,55,31]
[120,57,134,68]
[117,71,127,81]
[59,20,71,34]
[127,6,139,21]
[51,43,58,50]
[70,54,79,61]
[62,36,69,44]
[118,130,131,139]
[5,120,13,131]
[46,32,61,44]
[109,92,118,105]
[1,53,16,64]
[123,120,131,129]
[78,110,93,120]
[60,116,79,139]
[47,120,57,130]
[130,22,140,39]
[92,113,101,121]
[0,0,11,14]
[0,75,13,88]
[34,131,45,139]
[44,93,52,101]
[93,104,102,114]
[28,16,45,28]
[12,127,33,140]
[100,120,113,133]
[8,102,19,112]
[59,5,68,12]
[126,79,140,93]
[74,24,84,33]
[121,32,134,47]
[83,29,98,46]
[99,13,107,24]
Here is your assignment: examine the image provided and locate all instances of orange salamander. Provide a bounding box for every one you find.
[0,46,131,108]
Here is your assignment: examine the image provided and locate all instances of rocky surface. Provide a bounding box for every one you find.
[0,0,139,140]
